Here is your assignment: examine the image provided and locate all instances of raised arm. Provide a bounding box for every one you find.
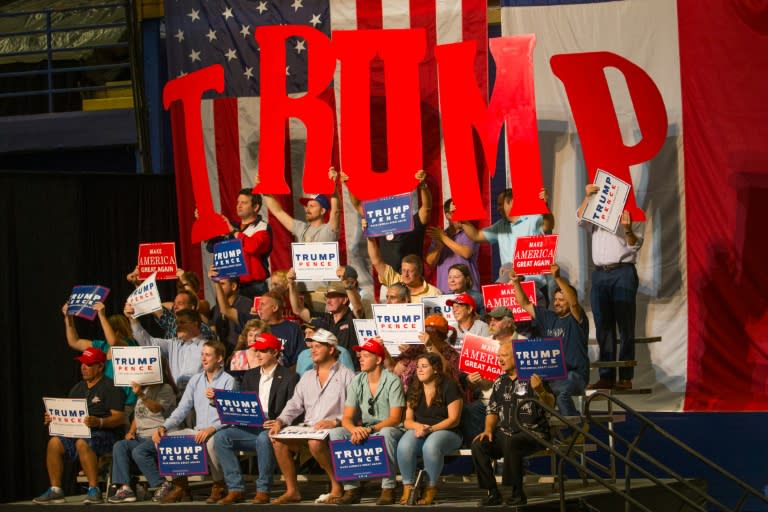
[550,264,583,322]
[62,304,92,352]
[337,266,364,319]
[262,194,295,233]
[576,184,599,219]
[339,171,364,216]
[95,302,120,346]
[208,269,240,324]
[367,236,388,278]
[415,170,432,225]
[124,302,170,352]
[509,271,536,318]
[327,167,342,233]
[460,221,488,243]
[286,268,311,323]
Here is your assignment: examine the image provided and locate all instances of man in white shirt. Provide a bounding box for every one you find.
[578,184,644,390]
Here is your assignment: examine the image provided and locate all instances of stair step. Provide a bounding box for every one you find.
[591,360,637,368]
[589,336,661,345]
[82,96,134,111]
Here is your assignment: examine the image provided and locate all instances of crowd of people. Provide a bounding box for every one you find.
[36,174,644,505]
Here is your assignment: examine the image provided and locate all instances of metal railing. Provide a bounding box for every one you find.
[0,2,131,113]
[515,393,768,512]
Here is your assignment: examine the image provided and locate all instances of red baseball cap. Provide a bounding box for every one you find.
[446,292,477,312]
[353,338,387,358]
[76,347,106,365]
[249,333,282,352]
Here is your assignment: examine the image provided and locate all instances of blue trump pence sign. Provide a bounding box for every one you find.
[214,390,264,427]
[331,437,391,481]
[513,338,567,381]
[157,435,208,477]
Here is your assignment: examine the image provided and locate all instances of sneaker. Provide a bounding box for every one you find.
[108,487,137,503]
[83,486,103,504]
[33,487,66,504]
[152,481,173,502]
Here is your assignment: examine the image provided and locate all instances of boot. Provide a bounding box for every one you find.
[376,488,395,506]
[398,484,414,505]
[159,477,191,504]
[417,486,437,505]
[206,481,227,504]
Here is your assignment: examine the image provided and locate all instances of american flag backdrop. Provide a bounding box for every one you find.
[163,0,490,303]
[164,0,768,412]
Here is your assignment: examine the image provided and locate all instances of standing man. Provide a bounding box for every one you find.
[510,265,590,418]
[268,333,354,504]
[206,188,272,299]
[471,342,552,507]
[578,184,644,390]
[329,338,405,505]
[34,349,126,504]
[260,169,341,311]
[215,333,300,504]
[125,305,205,396]
[426,198,480,294]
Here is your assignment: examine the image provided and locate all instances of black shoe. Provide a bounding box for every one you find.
[478,490,503,506]
[505,494,527,506]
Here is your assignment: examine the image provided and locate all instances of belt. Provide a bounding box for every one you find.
[594,262,634,272]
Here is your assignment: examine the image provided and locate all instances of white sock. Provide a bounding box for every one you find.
[50,486,62,493]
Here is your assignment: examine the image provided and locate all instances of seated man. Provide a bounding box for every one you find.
[214,333,300,504]
[328,338,405,504]
[268,332,354,504]
[144,340,235,503]
[34,348,126,504]
[471,342,553,506]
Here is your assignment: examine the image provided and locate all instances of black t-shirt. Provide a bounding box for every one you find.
[379,215,426,272]
[68,377,125,424]
[412,378,462,430]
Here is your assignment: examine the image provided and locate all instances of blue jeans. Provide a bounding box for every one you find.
[129,438,165,487]
[549,371,586,418]
[329,426,403,490]
[396,429,462,486]
[591,264,638,380]
[214,427,275,493]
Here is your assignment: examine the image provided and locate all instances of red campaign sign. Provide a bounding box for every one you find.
[513,235,559,276]
[458,334,503,382]
[252,296,261,313]
[481,281,537,323]
[138,243,178,280]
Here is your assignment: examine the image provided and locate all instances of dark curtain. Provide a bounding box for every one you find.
[0,172,180,502]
